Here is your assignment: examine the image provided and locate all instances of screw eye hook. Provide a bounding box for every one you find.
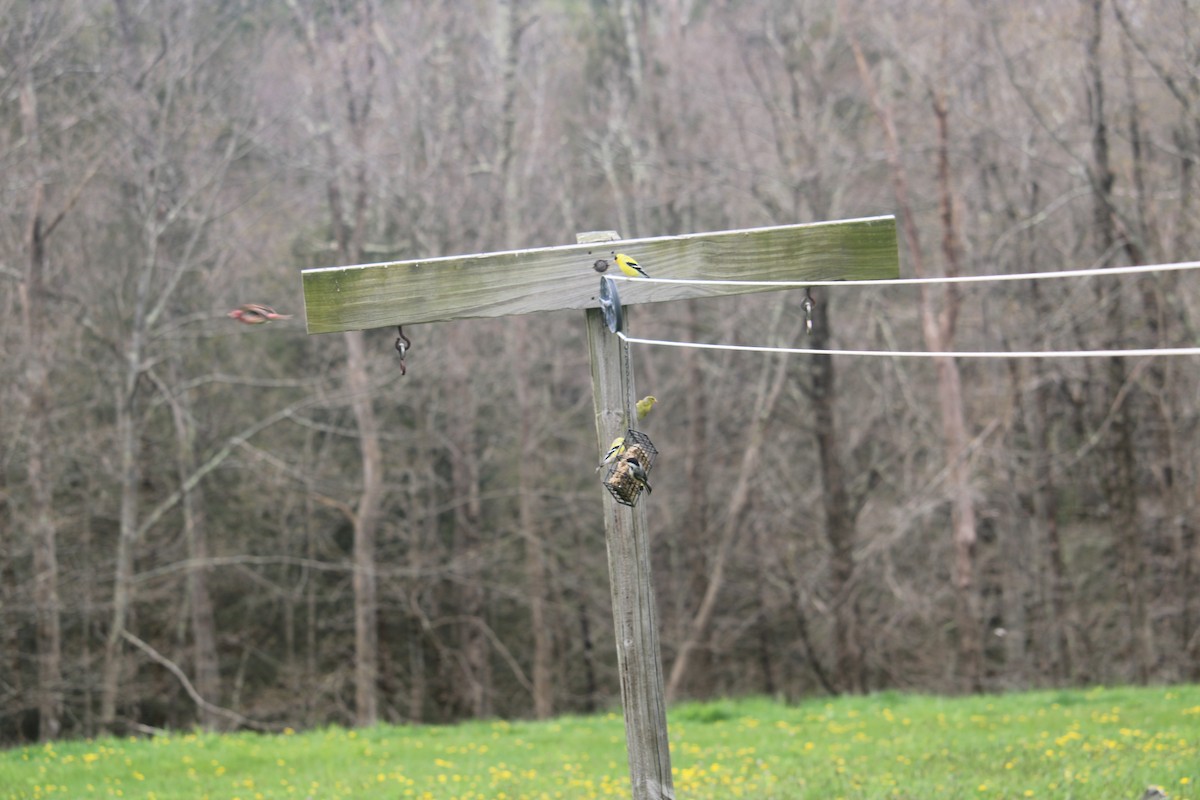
[395,325,411,375]
[802,288,815,335]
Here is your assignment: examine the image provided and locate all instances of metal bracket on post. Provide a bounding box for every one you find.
[599,275,624,334]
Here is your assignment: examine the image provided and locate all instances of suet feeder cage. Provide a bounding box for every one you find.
[603,428,658,507]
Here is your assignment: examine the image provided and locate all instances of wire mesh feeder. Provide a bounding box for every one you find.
[603,429,658,506]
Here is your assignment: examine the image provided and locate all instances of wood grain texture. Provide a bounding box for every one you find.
[302,215,897,333]
[586,306,674,799]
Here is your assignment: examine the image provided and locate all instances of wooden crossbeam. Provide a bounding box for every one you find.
[301,215,898,333]
[299,215,899,800]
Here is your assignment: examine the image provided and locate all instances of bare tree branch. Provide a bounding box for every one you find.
[121,631,272,731]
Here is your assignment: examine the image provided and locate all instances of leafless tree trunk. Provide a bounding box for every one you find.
[808,297,863,692]
[847,25,982,692]
[667,301,792,701]
[289,0,384,725]
[1032,362,1077,683]
[345,329,382,725]
[496,0,552,719]
[96,0,248,730]
[162,365,221,729]
[515,322,552,718]
[932,90,982,692]
[445,346,493,717]
[1083,0,1152,682]
[17,31,62,739]
[100,213,155,732]
[1113,0,1200,682]
[682,302,711,575]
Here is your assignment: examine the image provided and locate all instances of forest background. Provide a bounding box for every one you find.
[3,0,1199,744]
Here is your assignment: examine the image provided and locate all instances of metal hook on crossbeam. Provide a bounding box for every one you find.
[395,325,411,375]
[801,288,815,335]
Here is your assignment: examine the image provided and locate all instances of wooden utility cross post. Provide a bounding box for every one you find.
[301,215,899,800]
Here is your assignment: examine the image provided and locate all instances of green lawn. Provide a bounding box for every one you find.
[2,685,1196,799]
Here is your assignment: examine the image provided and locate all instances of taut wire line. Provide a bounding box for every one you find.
[606,260,1200,288]
[615,331,1200,360]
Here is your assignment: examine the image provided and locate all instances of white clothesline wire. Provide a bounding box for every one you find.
[609,258,1200,359]
[606,259,1200,288]
[616,331,1200,360]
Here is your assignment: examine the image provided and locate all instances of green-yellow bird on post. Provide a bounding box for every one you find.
[636,395,657,421]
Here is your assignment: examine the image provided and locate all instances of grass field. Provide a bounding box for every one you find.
[1,685,1195,799]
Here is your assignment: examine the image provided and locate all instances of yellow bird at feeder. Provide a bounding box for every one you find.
[596,436,626,472]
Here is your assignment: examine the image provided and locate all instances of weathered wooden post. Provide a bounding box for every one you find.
[300,215,899,799]
[580,230,674,797]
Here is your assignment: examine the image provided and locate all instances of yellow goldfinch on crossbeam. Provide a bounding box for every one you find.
[614,252,650,278]
[596,436,626,472]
